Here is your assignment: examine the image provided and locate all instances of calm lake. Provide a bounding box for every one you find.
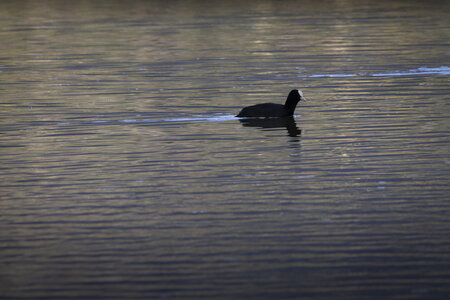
[1,0,449,299]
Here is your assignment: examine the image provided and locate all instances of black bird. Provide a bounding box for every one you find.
[236,89,307,118]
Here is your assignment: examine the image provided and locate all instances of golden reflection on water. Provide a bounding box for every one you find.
[0,0,449,299]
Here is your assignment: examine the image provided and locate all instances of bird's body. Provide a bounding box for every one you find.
[236,89,306,118]
[236,103,290,117]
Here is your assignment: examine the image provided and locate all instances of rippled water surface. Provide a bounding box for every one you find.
[1,0,449,299]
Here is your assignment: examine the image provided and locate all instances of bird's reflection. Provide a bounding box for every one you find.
[238,116,301,137]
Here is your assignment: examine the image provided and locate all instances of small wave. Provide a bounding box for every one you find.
[371,66,450,77]
[164,115,236,122]
[309,74,357,78]
[297,175,316,179]
[88,115,236,125]
[307,66,449,78]
[119,119,138,123]
[87,115,235,125]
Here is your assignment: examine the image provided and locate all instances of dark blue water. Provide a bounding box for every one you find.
[1,0,449,299]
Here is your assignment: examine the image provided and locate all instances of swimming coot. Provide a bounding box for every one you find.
[236,89,307,118]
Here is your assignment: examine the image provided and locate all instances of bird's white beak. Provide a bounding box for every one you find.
[298,90,308,101]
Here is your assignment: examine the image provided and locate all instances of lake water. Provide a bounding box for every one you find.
[1,0,449,299]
